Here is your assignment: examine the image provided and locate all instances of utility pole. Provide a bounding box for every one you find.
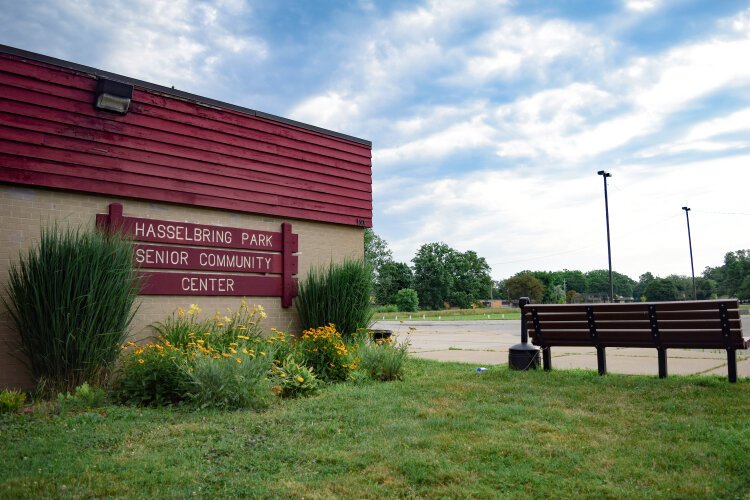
[597,171,614,303]
[682,206,697,300]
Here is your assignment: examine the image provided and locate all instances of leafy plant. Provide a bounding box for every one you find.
[295,324,357,383]
[358,337,410,381]
[0,389,26,414]
[152,299,266,352]
[114,341,191,406]
[183,345,275,410]
[295,259,373,339]
[57,382,107,409]
[271,355,320,398]
[3,225,139,392]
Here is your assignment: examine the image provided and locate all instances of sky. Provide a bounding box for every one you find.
[2,0,749,282]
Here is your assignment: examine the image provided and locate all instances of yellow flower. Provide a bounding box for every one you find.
[296,376,304,383]
[138,359,145,364]
[237,335,249,340]
[236,358,242,364]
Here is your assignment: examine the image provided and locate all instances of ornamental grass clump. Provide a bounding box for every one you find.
[3,225,139,393]
[358,334,411,382]
[295,259,373,340]
[0,389,26,414]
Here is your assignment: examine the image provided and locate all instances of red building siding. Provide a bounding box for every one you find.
[0,47,372,227]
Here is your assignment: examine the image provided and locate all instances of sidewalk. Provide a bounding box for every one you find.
[373,319,750,378]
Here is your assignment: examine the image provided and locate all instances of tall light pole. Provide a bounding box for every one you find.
[682,206,697,300]
[597,170,614,302]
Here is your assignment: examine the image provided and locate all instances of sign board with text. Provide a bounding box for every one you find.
[96,203,298,307]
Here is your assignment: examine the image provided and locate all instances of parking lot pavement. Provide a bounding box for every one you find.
[371,317,750,378]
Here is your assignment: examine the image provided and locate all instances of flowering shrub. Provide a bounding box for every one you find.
[271,355,320,398]
[184,345,275,410]
[152,300,266,352]
[115,300,280,408]
[295,324,357,383]
[114,340,191,406]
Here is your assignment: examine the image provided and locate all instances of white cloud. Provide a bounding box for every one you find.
[382,155,750,280]
[35,0,268,92]
[464,18,608,81]
[624,0,660,13]
[289,92,361,131]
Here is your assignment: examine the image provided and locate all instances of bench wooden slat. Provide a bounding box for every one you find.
[524,310,740,322]
[524,299,738,313]
[525,319,743,330]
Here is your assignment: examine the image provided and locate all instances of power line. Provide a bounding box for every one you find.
[693,210,750,216]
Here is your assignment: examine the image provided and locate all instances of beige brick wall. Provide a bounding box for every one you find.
[0,184,364,389]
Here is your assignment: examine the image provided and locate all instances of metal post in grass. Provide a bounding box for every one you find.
[508,297,540,370]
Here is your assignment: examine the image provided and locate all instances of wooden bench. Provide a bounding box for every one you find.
[522,299,748,382]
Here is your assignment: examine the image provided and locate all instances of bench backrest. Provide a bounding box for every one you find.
[523,300,746,349]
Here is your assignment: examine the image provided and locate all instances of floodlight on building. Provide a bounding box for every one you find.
[94,77,133,114]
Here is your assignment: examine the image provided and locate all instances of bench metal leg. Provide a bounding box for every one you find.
[543,347,552,371]
[657,348,667,378]
[596,347,607,376]
[727,349,737,383]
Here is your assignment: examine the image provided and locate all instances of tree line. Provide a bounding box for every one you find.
[366,230,750,308]
[500,250,750,303]
[365,230,491,311]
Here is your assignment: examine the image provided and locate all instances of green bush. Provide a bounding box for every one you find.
[114,341,191,406]
[295,325,357,383]
[358,338,410,381]
[57,382,107,409]
[295,259,373,340]
[3,225,139,392]
[0,389,26,414]
[183,346,275,410]
[394,288,419,312]
[271,355,320,398]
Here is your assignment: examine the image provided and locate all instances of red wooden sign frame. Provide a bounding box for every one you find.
[97,203,298,306]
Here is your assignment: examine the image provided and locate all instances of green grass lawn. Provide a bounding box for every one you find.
[376,307,521,321]
[2,359,749,498]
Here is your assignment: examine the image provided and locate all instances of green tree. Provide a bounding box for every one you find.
[394,288,419,312]
[695,277,718,300]
[449,250,492,308]
[633,272,655,301]
[375,261,413,305]
[505,273,545,303]
[645,278,679,302]
[704,250,750,297]
[738,275,750,300]
[584,270,635,300]
[364,229,392,278]
[412,243,455,310]
[412,243,493,310]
